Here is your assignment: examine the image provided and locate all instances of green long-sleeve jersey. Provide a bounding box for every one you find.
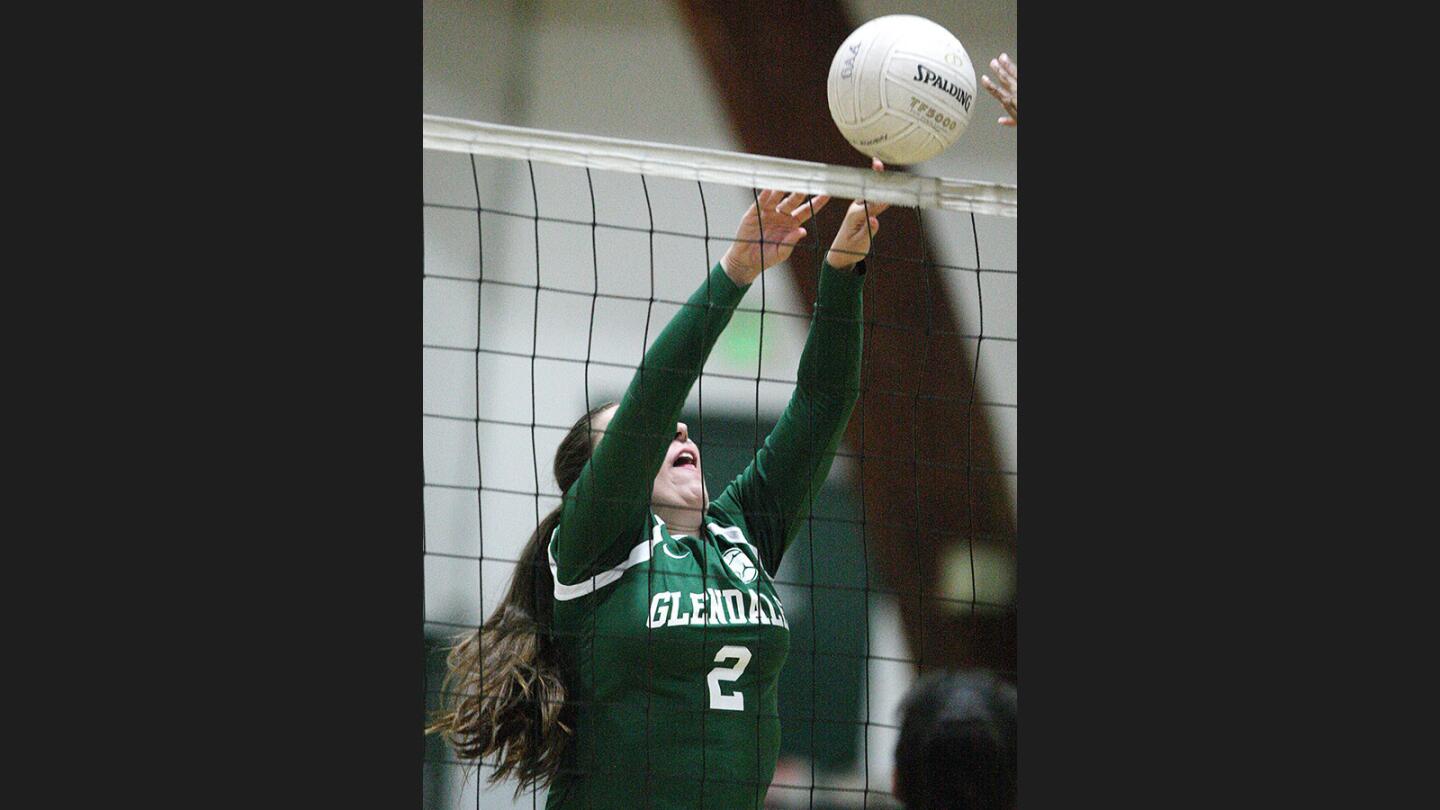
[545,260,865,809]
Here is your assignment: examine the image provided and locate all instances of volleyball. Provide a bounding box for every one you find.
[826,15,978,165]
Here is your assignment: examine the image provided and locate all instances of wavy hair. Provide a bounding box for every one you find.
[427,401,616,795]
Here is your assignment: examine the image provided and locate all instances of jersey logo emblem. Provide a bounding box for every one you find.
[662,542,691,560]
[722,547,758,583]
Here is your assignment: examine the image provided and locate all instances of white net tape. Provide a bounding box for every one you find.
[424,115,1016,218]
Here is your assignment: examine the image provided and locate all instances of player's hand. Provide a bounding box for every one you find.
[981,53,1017,126]
[826,158,890,270]
[721,189,831,286]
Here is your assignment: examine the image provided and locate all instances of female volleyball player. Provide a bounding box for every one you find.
[430,161,890,808]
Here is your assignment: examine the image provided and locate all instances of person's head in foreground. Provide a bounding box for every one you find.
[893,670,1017,810]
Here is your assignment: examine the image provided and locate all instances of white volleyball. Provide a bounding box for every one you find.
[826,15,978,165]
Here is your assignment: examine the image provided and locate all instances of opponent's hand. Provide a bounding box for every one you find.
[826,158,890,270]
[721,189,830,286]
[981,53,1017,126]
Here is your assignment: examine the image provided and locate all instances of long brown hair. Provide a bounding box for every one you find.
[427,401,616,795]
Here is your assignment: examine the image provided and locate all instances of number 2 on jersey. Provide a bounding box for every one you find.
[707,645,751,711]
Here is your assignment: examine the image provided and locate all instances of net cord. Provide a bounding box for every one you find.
[424,115,1017,218]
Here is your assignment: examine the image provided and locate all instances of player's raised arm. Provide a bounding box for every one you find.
[551,189,830,584]
[713,161,888,573]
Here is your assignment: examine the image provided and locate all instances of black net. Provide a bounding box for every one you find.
[423,123,1015,809]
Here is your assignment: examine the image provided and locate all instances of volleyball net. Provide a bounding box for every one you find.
[423,115,1017,809]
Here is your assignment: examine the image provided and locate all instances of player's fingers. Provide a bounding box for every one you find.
[757,189,780,209]
[849,162,887,219]
[777,191,808,214]
[858,199,888,219]
[781,227,807,246]
[982,74,1004,101]
[794,195,830,223]
[1001,117,1016,127]
[999,53,1016,78]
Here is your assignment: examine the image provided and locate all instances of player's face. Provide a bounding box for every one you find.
[652,418,705,513]
[588,405,706,514]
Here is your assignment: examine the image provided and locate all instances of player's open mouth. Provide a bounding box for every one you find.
[673,451,697,469]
